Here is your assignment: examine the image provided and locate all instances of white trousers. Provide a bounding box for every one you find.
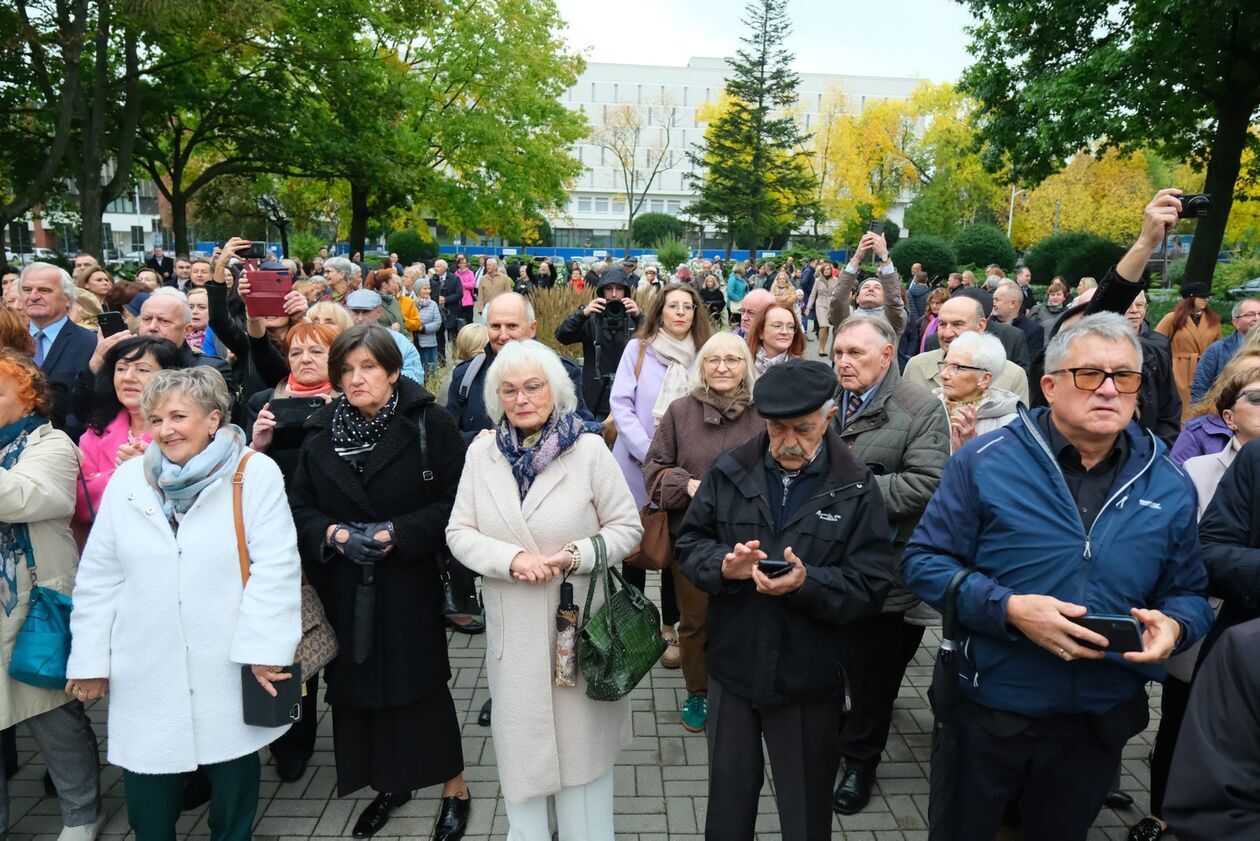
[503,769,616,841]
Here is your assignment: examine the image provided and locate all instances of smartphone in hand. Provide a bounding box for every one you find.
[757,559,793,579]
[1076,614,1144,653]
[98,310,128,337]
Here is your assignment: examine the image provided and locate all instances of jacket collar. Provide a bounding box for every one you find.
[835,364,900,437]
[1011,405,1158,492]
[722,426,868,495]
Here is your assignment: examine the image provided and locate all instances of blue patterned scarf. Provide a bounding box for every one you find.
[143,424,246,526]
[495,411,598,500]
[0,415,51,616]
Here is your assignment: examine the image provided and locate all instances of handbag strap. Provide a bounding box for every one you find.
[579,534,616,629]
[644,469,668,510]
[233,451,256,586]
[415,404,433,483]
[74,450,96,524]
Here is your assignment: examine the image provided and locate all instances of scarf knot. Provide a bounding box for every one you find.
[143,424,246,527]
[495,411,597,500]
[330,389,399,471]
[647,334,697,422]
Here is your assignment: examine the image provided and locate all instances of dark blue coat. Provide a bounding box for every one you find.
[37,320,97,439]
[902,406,1213,717]
[445,343,593,441]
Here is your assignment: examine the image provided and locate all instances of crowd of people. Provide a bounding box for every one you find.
[0,185,1256,841]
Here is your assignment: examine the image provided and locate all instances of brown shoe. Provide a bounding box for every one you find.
[660,625,681,669]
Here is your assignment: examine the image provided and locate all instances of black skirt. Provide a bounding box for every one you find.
[331,685,464,796]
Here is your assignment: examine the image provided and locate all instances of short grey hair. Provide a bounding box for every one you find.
[834,313,897,347]
[993,280,1022,301]
[20,262,76,301]
[1044,312,1143,373]
[483,339,577,424]
[1232,297,1260,319]
[349,263,362,279]
[689,331,757,393]
[946,331,1007,378]
[141,367,232,425]
[149,286,192,324]
[323,256,353,277]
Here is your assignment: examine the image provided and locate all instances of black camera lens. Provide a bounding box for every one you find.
[1179,194,1211,219]
[604,299,626,317]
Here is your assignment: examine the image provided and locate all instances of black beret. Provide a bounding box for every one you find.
[754,359,838,419]
[1181,282,1210,299]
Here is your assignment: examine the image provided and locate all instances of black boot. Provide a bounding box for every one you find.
[352,791,411,838]
[832,766,875,815]
[433,788,471,841]
[478,698,492,727]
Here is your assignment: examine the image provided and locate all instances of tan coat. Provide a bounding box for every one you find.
[902,348,1030,405]
[1155,312,1222,419]
[474,272,514,317]
[446,433,643,802]
[0,423,80,730]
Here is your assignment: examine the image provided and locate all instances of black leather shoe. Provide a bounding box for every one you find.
[1127,818,1165,841]
[432,789,471,841]
[352,791,412,838]
[1105,790,1135,809]
[273,752,309,783]
[832,766,874,815]
[477,698,492,727]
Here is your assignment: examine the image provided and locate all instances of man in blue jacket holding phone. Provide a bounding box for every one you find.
[903,306,1213,840]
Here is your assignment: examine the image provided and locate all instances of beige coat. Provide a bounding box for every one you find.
[474,272,514,317]
[0,423,80,730]
[446,433,642,802]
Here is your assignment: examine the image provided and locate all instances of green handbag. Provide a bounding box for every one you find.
[576,534,667,701]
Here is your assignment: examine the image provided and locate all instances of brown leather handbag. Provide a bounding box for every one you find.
[233,452,339,676]
[625,470,673,570]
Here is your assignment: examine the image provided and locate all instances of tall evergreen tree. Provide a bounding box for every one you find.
[686,0,819,256]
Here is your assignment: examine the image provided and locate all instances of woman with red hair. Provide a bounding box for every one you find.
[746,303,806,375]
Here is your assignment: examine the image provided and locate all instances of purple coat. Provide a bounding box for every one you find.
[1169,413,1232,465]
[608,338,685,508]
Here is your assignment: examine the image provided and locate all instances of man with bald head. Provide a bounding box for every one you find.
[903,296,1030,402]
[733,288,775,338]
[991,280,1045,361]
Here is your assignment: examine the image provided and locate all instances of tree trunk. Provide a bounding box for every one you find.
[625,208,635,256]
[349,181,370,257]
[1184,93,1255,290]
[278,223,290,258]
[171,190,190,255]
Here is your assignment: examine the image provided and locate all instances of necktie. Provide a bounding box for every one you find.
[844,392,862,427]
[33,331,46,366]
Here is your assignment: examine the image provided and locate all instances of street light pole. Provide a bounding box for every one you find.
[1007,186,1028,238]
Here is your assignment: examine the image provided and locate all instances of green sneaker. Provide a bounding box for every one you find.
[681,693,708,732]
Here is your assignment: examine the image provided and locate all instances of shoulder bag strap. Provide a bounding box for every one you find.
[74,449,96,524]
[233,451,256,586]
[416,404,433,483]
[634,342,647,380]
[459,352,489,401]
[579,534,613,628]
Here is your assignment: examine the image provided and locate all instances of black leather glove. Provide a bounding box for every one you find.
[352,521,396,550]
[329,523,388,565]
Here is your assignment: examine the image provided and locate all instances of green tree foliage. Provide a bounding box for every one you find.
[685,0,819,256]
[952,224,1016,272]
[958,0,1260,291]
[1024,233,1095,286]
[883,219,901,250]
[385,230,436,266]
[287,231,325,263]
[1025,233,1124,285]
[653,237,690,270]
[632,213,685,246]
[890,236,957,282]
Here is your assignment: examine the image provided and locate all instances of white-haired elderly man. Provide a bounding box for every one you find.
[21,261,98,437]
[903,312,1214,841]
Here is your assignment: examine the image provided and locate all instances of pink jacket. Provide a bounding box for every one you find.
[458,269,476,307]
[75,411,151,523]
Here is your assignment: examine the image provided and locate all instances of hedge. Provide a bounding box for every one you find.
[952,224,1016,273]
[890,235,957,282]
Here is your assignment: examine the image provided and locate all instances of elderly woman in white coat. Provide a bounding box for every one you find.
[933,330,1021,453]
[0,351,101,841]
[67,367,301,840]
[446,339,642,841]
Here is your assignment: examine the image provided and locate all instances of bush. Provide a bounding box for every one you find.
[632,213,685,246]
[781,245,827,265]
[1056,236,1127,286]
[952,224,1016,273]
[1024,232,1096,285]
[1164,254,1190,289]
[890,235,957,283]
[1211,255,1260,299]
[653,236,690,271]
[288,231,325,263]
[527,286,592,361]
[385,229,438,266]
[882,219,901,250]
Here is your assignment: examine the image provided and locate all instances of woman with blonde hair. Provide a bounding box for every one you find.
[767,270,797,315]
[306,301,354,332]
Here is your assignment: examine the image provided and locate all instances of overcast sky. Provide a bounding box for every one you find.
[552,0,977,83]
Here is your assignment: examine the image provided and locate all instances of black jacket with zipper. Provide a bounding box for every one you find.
[675,427,894,705]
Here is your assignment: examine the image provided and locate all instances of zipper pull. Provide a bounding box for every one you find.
[1117,495,1128,510]
[1083,538,1092,560]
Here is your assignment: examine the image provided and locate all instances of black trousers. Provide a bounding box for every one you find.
[622,563,680,626]
[269,672,320,764]
[952,706,1121,841]
[837,612,925,771]
[705,679,841,841]
[1148,676,1193,819]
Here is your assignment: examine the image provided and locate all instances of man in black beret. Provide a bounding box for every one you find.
[554,266,642,419]
[676,359,895,841]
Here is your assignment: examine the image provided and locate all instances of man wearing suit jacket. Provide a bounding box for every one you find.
[145,246,175,286]
[22,262,97,439]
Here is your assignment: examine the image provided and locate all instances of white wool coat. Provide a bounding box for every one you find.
[446,433,642,803]
[67,450,302,774]
[0,424,81,730]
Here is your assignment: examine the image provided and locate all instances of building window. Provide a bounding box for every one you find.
[578,196,592,213]
[667,200,681,215]
[131,226,145,251]
[650,199,665,214]
[594,196,609,213]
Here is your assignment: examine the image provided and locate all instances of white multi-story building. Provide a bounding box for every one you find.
[546,57,923,250]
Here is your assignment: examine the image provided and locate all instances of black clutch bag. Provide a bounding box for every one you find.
[241,664,303,728]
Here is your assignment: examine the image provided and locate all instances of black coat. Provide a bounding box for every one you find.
[445,342,592,440]
[145,255,175,284]
[289,378,465,709]
[436,270,462,328]
[554,308,641,418]
[1197,438,1260,667]
[675,428,894,705]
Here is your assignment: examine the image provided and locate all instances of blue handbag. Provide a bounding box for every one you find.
[9,553,74,690]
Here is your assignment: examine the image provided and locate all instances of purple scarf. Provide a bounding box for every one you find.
[495,411,595,500]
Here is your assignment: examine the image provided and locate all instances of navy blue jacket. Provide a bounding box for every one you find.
[1191,330,1244,404]
[37,319,97,439]
[902,406,1213,717]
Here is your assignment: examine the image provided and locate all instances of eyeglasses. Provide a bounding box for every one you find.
[704,355,745,369]
[498,380,548,402]
[1233,389,1260,407]
[765,321,796,333]
[1047,367,1143,393]
[664,303,695,313]
[937,361,988,376]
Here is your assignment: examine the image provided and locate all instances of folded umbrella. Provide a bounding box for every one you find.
[928,566,977,841]
[352,562,376,665]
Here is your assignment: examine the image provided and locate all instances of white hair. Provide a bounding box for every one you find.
[486,291,536,323]
[483,339,578,424]
[946,330,1007,378]
[148,286,192,324]
[323,256,353,276]
[1045,312,1143,373]
[689,331,757,393]
[20,261,76,301]
[141,367,231,423]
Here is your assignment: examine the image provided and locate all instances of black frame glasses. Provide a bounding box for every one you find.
[936,361,989,376]
[1047,367,1143,394]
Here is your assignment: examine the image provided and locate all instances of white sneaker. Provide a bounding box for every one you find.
[57,814,104,841]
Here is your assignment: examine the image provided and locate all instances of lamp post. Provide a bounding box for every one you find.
[1007,186,1029,238]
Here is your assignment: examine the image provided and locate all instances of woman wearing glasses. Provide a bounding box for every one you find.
[641,333,762,733]
[1154,282,1221,419]
[934,332,1020,453]
[608,284,712,668]
[745,303,805,376]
